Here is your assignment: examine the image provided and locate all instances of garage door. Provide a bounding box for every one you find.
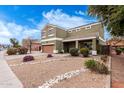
[42,45,54,53]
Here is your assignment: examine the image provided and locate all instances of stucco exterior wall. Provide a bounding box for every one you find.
[67,23,104,39]
[55,27,67,38]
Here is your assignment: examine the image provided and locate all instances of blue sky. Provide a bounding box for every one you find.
[0,5,110,44]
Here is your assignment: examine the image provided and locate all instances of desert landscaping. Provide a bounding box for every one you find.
[4,52,111,88]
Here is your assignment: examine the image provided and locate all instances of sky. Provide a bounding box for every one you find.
[0,5,111,44]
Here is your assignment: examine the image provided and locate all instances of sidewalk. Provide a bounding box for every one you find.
[0,51,23,88]
[111,53,124,88]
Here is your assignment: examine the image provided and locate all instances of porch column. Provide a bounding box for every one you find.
[92,38,97,55]
[75,40,78,48]
[92,38,96,51]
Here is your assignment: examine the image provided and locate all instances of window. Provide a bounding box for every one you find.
[68,30,72,33]
[85,25,91,29]
[76,28,80,32]
[42,31,46,38]
[48,28,55,37]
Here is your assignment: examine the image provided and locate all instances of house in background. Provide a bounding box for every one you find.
[40,22,105,54]
[22,39,41,51]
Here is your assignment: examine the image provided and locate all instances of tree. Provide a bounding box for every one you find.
[10,38,20,48]
[88,5,124,36]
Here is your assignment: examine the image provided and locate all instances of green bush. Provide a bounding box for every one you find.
[7,48,17,55]
[80,48,89,57]
[84,59,109,74]
[18,47,28,54]
[69,48,79,56]
[115,48,122,55]
[120,47,124,52]
[84,60,97,71]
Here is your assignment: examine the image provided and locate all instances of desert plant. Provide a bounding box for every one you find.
[115,48,122,55]
[84,59,109,74]
[96,62,109,74]
[69,48,79,56]
[18,47,28,54]
[7,48,17,55]
[80,48,89,57]
[47,54,53,58]
[23,55,34,62]
[84,60,97,71]
[101,55,107,63]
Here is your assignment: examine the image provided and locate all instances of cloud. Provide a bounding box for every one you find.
[75,10,88,16]
[0,21,12,37]
[27,18,37,25]
[0,20,41,44]
[42,9,96,29]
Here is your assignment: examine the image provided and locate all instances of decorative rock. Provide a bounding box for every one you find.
[39,68,86,88]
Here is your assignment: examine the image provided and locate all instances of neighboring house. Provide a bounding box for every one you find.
[40,22,105,54]
[106,37,124,47]
[22,39,41,51]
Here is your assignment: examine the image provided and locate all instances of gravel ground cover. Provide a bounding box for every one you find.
[52,70,109,88]
[6,53,110,88]
[8,57,87,88]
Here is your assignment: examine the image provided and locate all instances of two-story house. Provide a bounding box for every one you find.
[40,22,105,54]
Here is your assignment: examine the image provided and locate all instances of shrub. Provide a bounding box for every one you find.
[7,48,17,55]
[96,62,109,74]
[84,59,109,74]
[18,47,28,54]
[58,49,64,54]
[23,55,34,62]
[69,48,79,56]
[101,55,107,62]
[47,54,53,58]
[84,60,97,71]
[120,47,124,52]
[115,48,121,55]
[80,48,89,57]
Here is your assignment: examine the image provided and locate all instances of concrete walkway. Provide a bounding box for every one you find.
[0,51,23,88]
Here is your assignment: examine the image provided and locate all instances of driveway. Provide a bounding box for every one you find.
[112,53,124,88]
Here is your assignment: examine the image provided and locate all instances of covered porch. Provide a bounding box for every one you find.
[63,38,98,53]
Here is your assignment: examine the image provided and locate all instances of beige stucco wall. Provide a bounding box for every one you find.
[67,23,104,38]
[55,27,67,38]
[41,25,56,40]
[55,40,63,52]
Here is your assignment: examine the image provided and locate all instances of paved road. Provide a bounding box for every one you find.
[0,51,23,88]
[112,53,124,88]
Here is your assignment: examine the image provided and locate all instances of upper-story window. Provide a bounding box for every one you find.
[76,28,80,32]
[85,25,91,30]
[48,28,55,37]
[42,31,46,38]
[68,30,72,33]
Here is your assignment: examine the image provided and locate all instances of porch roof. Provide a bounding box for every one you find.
[63,33,97,42]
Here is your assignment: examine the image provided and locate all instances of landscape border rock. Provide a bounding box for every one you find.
[39,68,87,88]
